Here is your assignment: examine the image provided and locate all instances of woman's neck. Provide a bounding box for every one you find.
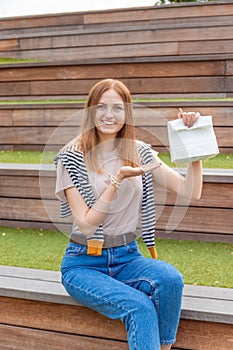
[98,138,117,154]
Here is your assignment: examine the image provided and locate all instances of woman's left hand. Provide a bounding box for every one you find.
[178,108,201,128]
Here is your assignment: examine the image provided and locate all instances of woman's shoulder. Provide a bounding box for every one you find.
[136,140,159,160]
[54,138,84,166]
[136,140,152,151]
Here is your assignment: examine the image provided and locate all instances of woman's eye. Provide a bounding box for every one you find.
[113,105,124,112]
[97,104,106,111]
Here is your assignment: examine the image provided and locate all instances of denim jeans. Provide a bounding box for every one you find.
[61,240,184,350]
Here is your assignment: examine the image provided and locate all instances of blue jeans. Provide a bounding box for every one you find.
[61,240,184,350]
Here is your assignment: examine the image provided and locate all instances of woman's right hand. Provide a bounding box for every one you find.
[116,162,162,181]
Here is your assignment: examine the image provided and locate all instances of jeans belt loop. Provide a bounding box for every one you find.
[123,234,127,246]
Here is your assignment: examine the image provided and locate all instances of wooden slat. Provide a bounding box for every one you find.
[0,196,232,235]
[1,175,232,209]
[0,125,231,151]
[0,60,225,82]
[0,2,232,32]
[0,81,30,96]
[156,183,233,209]
[0,324,129,350]
[176,319,233,350]
[11,108,84,126]
[0,41,179,61]
[0,126,78,145]
[226,59,233,75]
[2,13,233,38]
[0,176,55,199]
[0,297,127,342]
[3,175,233,206]
[3,39,233,61]
[0,110,13,126]
[0,14,84,30]
[0,26,228,52]
[0,265,61,281]
[26,77,226,95]
[0,164,231,182]
[0,103,233,127]
[179,39,233,55]
[156,206,233,235]
[83,3,233,25]
[0,38,18,51]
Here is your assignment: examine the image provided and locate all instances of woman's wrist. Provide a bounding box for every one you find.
[115,170,124,182]
[108,174,122,189]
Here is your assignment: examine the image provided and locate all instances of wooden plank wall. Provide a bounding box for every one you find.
[0,2,232,152]
[0,1,233,62]
[0,57,233,100]
[0,2,233,99]
[0,101,232,153]
[0,164,232,243]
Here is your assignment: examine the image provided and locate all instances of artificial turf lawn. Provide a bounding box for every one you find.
[0,227,232,288]
[0,150,232,168]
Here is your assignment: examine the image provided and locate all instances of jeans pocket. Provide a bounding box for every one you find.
[65,243,87,256]
[126,240,138,253]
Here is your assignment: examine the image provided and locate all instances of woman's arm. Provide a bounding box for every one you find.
[65,181,119,236]
[65,162,161,236]
[152,156,203,200]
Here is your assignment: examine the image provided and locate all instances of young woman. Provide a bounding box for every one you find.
[55,79,203,350]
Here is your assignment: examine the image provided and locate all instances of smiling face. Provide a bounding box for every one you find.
[94,88,126,141]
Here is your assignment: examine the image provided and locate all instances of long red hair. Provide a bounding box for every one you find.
[75,79,139,171]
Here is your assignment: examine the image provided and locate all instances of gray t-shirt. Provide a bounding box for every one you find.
[56,149,150,236]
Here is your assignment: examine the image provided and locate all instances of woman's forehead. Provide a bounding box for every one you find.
[99,88,123,104]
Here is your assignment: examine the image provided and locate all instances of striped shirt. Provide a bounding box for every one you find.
[54,140,156,248]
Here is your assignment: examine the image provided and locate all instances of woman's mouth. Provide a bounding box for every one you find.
[102,120,115,125]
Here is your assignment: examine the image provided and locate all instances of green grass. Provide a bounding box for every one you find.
[0,57,44,64]
[0,150,232,168]
[158,152,233,169]
[0,100,86,104]
[138,237,233,288]
[0,227,68,271]
[0,227,232,288]
[1,98,233,104]
[0,150,56,164]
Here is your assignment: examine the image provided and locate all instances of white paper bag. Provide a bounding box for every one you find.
[167,115,219,164]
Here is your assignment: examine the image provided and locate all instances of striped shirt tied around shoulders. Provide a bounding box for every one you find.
[54,140,156,251]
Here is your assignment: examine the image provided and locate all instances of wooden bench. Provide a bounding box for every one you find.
[1,55,233,100]
[0,265,232,349]
[0,163,232,243]
[0,101,232,153]
[1,1,233,62]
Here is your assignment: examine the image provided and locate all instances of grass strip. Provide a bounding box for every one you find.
[1,98,233,104]
[0,227,232,288]
[0,150,232,168]
[0,57,44,64]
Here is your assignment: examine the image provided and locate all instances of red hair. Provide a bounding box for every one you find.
[76,79,139,171]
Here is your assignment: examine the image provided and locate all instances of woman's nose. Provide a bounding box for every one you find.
[104,106,114,117]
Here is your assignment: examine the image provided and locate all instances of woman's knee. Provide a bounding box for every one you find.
[156,261,184,294]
